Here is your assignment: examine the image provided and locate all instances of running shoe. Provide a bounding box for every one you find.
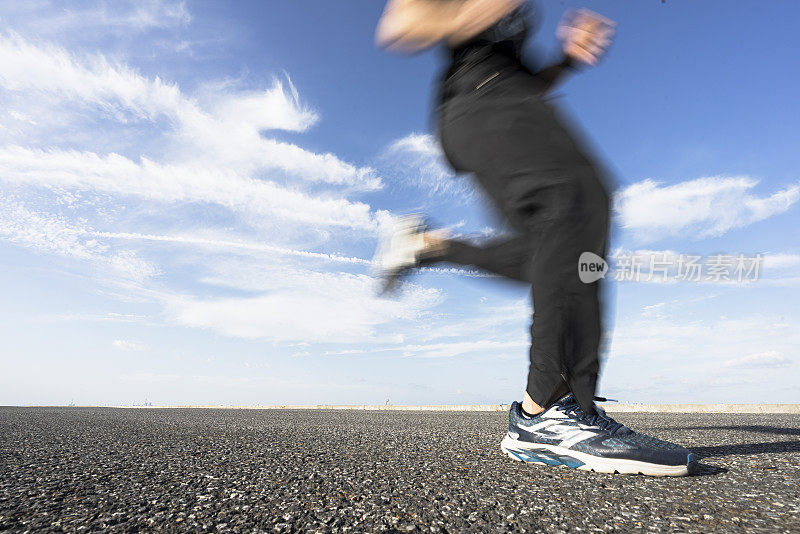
[500,394,697,476]
[371,213,428,295]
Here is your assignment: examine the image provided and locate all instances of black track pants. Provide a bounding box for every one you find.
[421,57,612,414]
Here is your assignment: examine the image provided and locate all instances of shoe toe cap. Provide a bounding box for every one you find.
[635,444,696,467]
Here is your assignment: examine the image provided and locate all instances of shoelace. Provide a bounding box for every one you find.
[556,396,627,435]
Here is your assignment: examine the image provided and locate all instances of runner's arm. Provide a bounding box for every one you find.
[532,9,616,93]
[529,55,576,93]
[533,9,615,91]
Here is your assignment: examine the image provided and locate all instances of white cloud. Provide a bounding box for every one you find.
[0,197,158,281]
[322,299,531,358]
[210,80,316,134]
[398,339,528,359]
[389,133,441,157]
[113,339,146,351]
[7,1,191,36]
[615,176,799,242]
[0,31,382,193]
[44,312,151,324]
[0,30,191,121]
[0,146,379,230]
[383,133,473,199]
[326,339,527,359]
[414,300,529,342]
[91,230,371,265]
[0,28,407,349]
[598,312,800,402]
[763,253,800,270]
[164,273,442,343]
[0,191,455,346]
[641,301,667,318]
[92,228,489,278]
[724,351,792,369]
[610,314,800,369]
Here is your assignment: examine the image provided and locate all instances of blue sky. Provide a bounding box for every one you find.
[0,0,798,406]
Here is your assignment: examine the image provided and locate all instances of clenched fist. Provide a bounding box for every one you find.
[557,8,616,66]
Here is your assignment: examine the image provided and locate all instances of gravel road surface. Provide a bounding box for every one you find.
[1,408,798,533]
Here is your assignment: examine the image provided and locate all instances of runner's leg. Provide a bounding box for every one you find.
[436,88,610,414]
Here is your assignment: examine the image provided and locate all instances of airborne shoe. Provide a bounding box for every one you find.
[371,213,428,295]
[500,394,697,476]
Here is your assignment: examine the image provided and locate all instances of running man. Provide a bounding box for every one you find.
[373,0,697,476]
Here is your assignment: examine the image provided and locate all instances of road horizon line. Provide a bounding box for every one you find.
[7,403,800,414]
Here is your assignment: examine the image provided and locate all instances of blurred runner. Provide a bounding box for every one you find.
[373,0,696,476]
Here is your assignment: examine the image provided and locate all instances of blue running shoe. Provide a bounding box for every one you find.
[500,394,697,476]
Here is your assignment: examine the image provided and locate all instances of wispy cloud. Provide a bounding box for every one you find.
[0,22,412,348]
[598,312,800,402]
[611,314,799,369]
[0,30,192,121]
[762,253,800,270]
[44,312,151,324]
[91,230,372,265]
[326,339,527,358]
[0,146,378,230]
[614,176,799,243]
[0,197,158,281]
[164,276,442,343]
[0,30,381,191]
[8,0,191,36]
[382,133,474,200]
[724,351,792,369]
[113,339,147,351]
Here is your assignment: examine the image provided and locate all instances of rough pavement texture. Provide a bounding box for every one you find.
[1,408,798,533]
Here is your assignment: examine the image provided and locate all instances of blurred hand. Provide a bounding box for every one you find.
[556,8,616,66]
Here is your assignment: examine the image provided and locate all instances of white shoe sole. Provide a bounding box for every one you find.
[372,214,426,294]
[500,434,693,477]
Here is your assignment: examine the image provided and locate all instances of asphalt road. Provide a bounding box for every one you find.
[1,408,798,533]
